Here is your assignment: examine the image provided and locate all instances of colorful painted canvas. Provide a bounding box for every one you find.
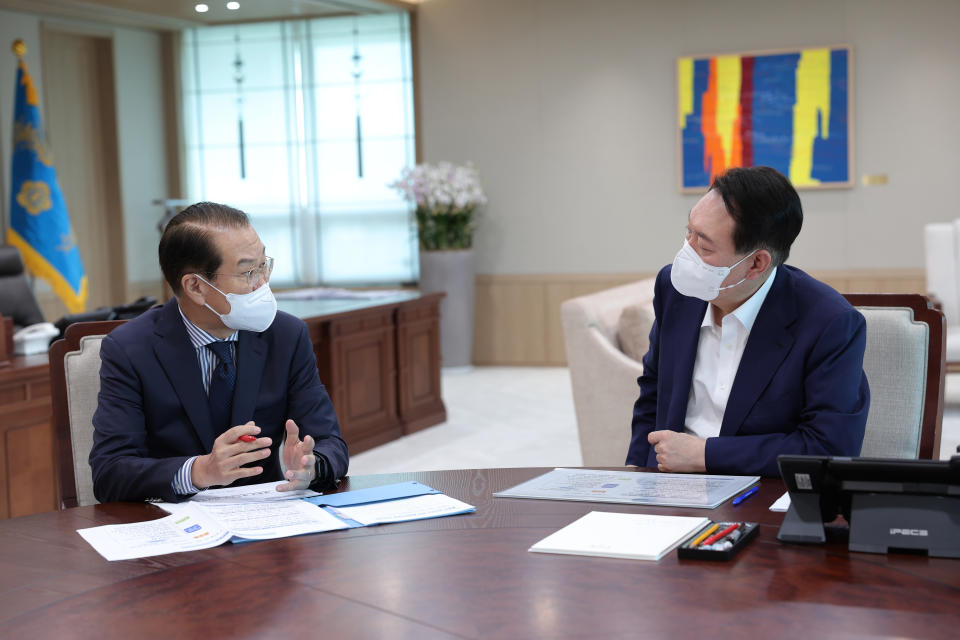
[678,46,851,191]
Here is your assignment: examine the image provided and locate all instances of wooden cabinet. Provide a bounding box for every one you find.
[0,354,56,519]
[311,304,402,452]
[396,295,445,435]
[290,292,446,454]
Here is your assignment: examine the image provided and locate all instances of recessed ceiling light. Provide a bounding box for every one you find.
[226,1,240,9]
[195,3,209,12]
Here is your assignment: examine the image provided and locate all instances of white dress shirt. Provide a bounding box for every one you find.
[684,267,777,440]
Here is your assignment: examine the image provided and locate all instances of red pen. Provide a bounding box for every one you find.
[238,435,257,443]
[702,523,740,547]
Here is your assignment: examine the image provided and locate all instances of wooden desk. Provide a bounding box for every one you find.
[0,293,444,519]
[2,468,957,637]
[0,353,55,519]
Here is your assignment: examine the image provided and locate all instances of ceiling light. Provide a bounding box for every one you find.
[226,1,240,9]
[195,3,209,12]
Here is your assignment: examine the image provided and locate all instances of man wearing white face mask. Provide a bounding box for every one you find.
[90,202,348,503]
[626,166,869,477]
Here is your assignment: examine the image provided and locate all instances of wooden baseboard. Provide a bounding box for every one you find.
[472,268,926,366]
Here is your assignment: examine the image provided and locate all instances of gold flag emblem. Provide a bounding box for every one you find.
[16,180,52,215]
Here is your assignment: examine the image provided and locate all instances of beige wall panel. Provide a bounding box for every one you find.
[544,277,650,364]
[473,278,547,365]
[810,269,925,295]
[42,29,125,312]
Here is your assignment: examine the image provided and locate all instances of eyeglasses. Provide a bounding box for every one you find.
[212,256,274,287]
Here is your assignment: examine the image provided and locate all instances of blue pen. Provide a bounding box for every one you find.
[732,485,759,505]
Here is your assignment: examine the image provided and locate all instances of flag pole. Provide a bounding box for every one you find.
[0,40,25,241]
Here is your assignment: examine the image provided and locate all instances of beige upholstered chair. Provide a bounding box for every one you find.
[924,222,960,367]
[561,285,944,466]
[561,278,656,466]
[50,320,125,508]
[843,294,944,459]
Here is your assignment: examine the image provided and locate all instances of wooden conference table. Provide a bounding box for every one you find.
[1,468,958,638]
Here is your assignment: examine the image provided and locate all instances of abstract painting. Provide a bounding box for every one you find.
[678,46,851,191]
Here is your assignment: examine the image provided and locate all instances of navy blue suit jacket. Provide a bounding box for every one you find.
[90,299,348,503]
[626,265,869,477]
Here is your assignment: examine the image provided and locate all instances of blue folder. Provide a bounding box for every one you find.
[303,481,472,528]
[305,481,440,508]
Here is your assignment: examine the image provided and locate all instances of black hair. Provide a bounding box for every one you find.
[710,166,803,267]
[158,202,250,295]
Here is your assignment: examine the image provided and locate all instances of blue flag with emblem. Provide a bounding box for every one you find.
[6,41,86,313]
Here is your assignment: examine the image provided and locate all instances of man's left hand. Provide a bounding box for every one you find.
[648,430,706,473]
[277,419,316,491]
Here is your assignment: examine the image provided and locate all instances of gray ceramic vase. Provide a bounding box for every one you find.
[419,249,475,368]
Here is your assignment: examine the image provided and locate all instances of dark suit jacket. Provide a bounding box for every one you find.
[626,265,869,477]
[90,298,348,503]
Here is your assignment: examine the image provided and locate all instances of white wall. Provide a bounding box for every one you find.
[415,0,960,275]
[0,8,168,293]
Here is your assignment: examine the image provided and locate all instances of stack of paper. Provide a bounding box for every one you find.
[529,511,710,561]
[78,480,474,561]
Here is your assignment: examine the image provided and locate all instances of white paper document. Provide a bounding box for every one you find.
[189,480,320,504]
[80,500,347,561]
[331,493,475,526]
[529,511,710,561]
[79,480,474,561]
[78,504,232,561]
[770,492,791,512]
[193,500,348,540]
[495,468,760,509]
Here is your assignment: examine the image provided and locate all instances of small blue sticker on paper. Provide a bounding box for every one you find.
[184,524,201,533]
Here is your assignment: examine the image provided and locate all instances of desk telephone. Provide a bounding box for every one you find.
[13,322,59,355]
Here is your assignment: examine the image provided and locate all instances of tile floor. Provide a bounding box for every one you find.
[348,367,582,475]
[347,367,960,476]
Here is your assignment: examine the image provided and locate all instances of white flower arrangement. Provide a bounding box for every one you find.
[390,162,486,250]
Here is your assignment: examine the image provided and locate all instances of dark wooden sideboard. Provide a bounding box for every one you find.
[0,293,446,519]
[0,353,56,519]
[277,292,446,453]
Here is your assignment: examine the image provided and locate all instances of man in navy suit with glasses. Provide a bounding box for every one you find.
[90,202,348,503]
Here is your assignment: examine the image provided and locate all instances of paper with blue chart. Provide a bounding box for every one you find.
[494,468,759,509]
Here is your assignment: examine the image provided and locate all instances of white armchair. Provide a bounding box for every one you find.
[924,222,960,406]
[561,278,656,466]
[924,222,960,364]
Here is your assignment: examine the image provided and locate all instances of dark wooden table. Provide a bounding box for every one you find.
[2,468,958,638]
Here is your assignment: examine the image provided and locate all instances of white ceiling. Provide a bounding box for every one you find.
[0,0,418,30]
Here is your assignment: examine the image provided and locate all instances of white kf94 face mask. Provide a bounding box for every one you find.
[195,275,278,332]
[670,239,756,301]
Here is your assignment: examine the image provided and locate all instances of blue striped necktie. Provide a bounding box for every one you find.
[206,341,236,435]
